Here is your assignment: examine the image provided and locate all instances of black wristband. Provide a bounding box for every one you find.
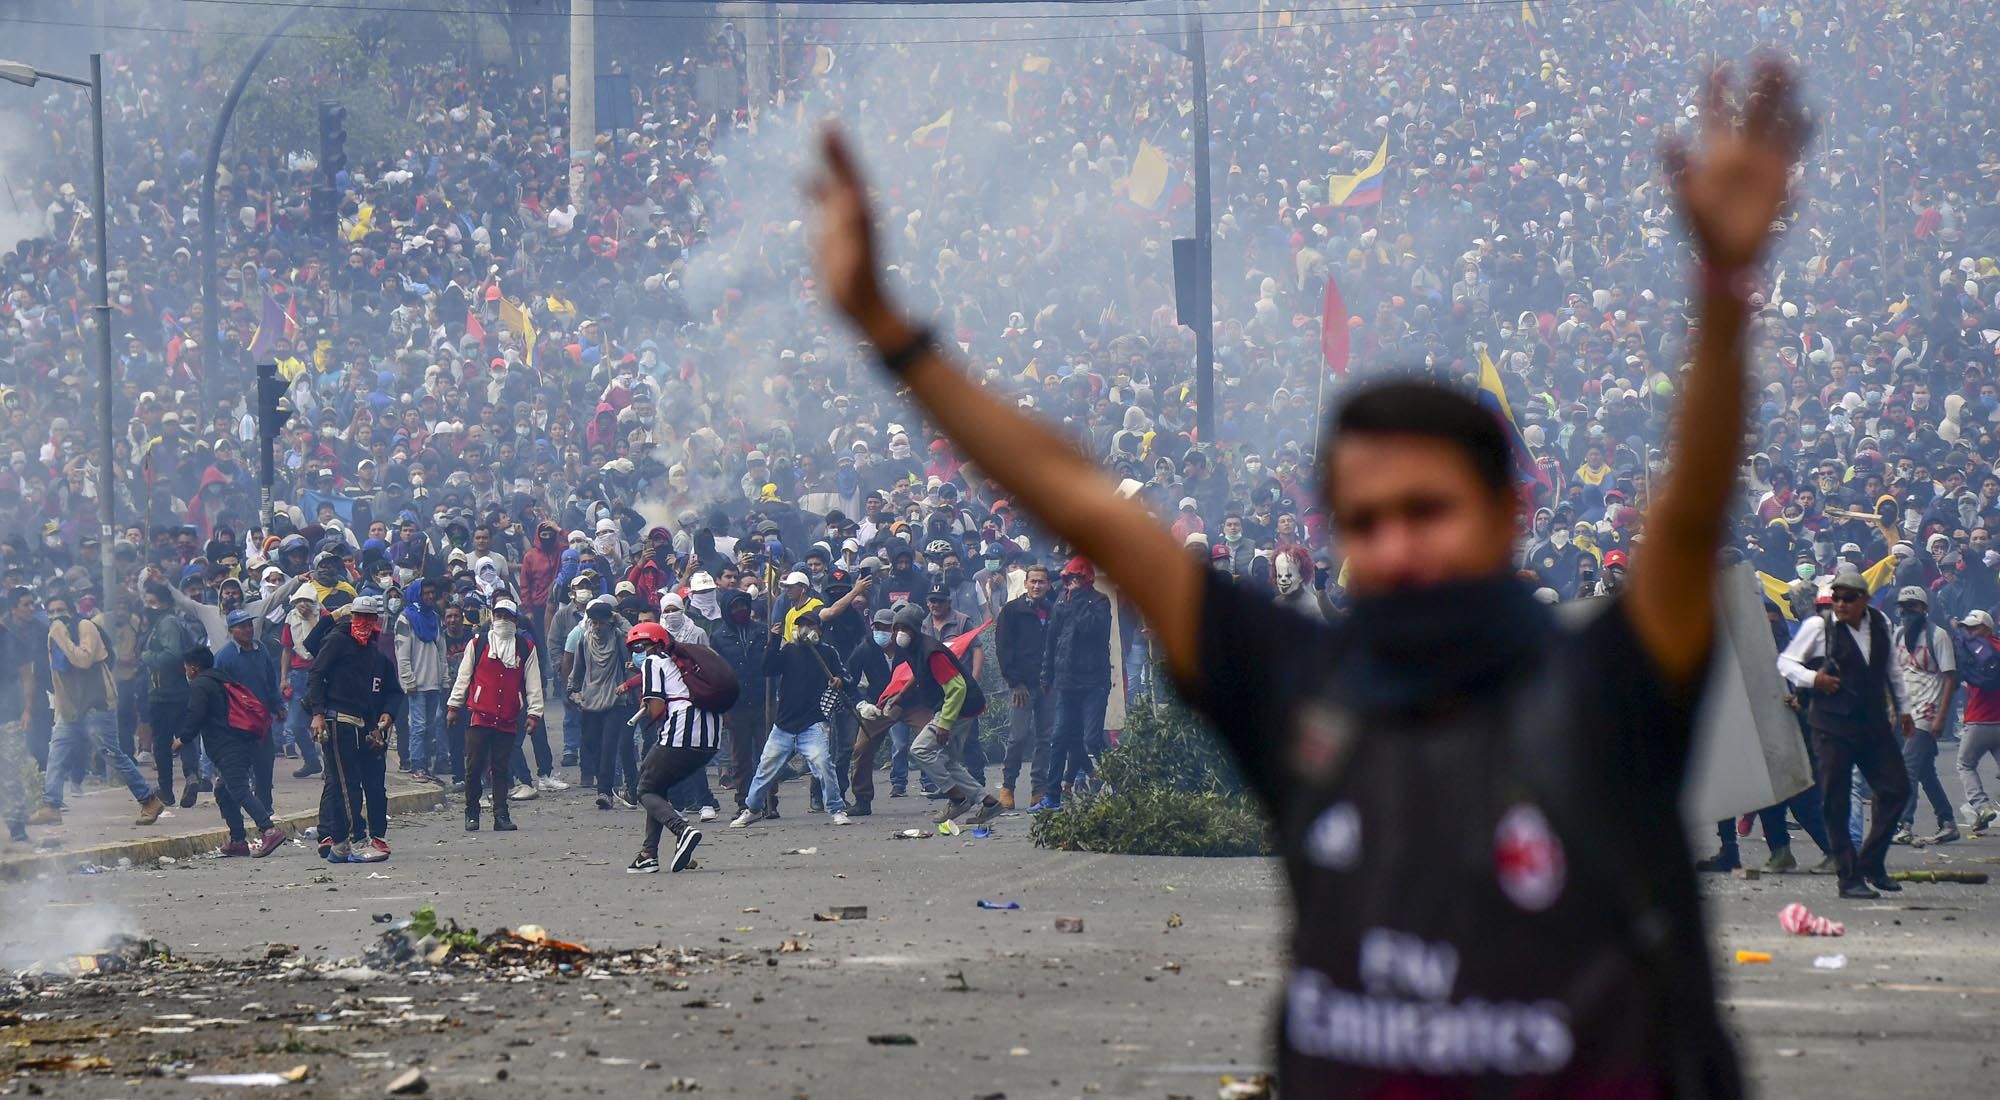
[876,325,934,377]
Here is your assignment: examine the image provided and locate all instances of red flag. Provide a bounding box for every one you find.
[1321,275,1351,377]
[465,308,487,344]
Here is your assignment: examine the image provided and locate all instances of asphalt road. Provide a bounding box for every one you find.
[4,769,1999,1098]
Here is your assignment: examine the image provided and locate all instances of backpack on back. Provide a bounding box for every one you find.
[223,679,272,736]
[1958,629,2000,690]
[670,641,740,712]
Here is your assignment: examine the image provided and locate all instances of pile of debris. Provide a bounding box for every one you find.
[360,907,744,981]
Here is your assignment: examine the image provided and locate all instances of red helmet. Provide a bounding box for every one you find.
[625,622,668,648]
[1602,549,1630,569]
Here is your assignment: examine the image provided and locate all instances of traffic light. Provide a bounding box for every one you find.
[256,361,292,443]
[316,100,348,183]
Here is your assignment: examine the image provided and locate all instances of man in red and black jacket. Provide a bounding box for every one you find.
[447,597,544,833]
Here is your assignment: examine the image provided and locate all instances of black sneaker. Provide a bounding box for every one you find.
[848,801,872,817]
[627,852,660,874]
[1693,852,1741,873]
[889,786,906,798]
[1838,881,1880,900]
[1865,873,1902,893]
[595,795,613,811]
[670,828,702,873]
[562,753,579,768]
[465,815,479,832]
[293,765,321,779]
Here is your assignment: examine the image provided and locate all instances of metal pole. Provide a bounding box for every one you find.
[569,0,596,209]
[1185,5,1215,443]
[88,53,115,618]
[202,5,310,401]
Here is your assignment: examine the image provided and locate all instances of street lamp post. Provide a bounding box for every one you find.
[1,55,117,623]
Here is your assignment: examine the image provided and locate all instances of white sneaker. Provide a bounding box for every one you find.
[536,775,570,792]
[830,811,852,826]
[614,793,638,811]
[478,794,492,810]
[729,808,763,828]
[698,806,717,822]
[508,783,538,802]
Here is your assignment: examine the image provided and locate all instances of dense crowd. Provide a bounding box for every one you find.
[2,0,2000,853]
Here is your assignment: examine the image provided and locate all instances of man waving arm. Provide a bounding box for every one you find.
[810,133,1204,682]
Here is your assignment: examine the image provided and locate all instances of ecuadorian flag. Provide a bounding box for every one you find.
[1477,347,1549,492]
[1327,136,1389,207]
[910,109,954,149]
[1123,141,1179,211]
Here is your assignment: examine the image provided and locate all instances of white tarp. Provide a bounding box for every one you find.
[1564,563,1810,833]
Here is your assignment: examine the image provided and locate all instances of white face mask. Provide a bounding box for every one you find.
[1274,554,1304,596]
[665,609,686,627]
[1552,530,1571,548]
[894,630,914,649]
[572,590,590,606]
[491,618,516,638]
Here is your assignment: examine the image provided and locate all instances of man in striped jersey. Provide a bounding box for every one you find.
[624,621,715,874]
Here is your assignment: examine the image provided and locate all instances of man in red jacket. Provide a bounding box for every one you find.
[520,521,566,636]
[447,598,545,833]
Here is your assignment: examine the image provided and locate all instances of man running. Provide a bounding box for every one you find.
[623,621,717,874]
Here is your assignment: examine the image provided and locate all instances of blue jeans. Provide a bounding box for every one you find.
[562,699,583,759]
[405,689,443,773]
[888,721,913,790]
[45,709,152,808]
[285,668,322,770]
[1048,684,1111,802]
[745,722,844,815]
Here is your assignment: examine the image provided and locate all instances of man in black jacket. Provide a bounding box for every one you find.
[305,595,403,864]
[1040,556,1113,810]
[181,645,285,858]
[732,614,852,827]
[139,582,199,808]
[997,565,1054,810]
[710,589,769,812]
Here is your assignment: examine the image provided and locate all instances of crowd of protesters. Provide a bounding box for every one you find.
[1,0,1999,872]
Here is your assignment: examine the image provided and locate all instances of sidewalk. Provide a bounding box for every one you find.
[1,756,447,881]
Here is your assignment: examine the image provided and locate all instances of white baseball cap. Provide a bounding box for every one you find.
[783,571,811,587]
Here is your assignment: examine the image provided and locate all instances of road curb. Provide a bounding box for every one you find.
[0,786,449,882]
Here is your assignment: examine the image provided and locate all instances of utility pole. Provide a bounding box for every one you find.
[569,0,596,209]
[1,53,116,611]
[201,3,311,402]
[1182,4,1215,443]
[88,53,114,612]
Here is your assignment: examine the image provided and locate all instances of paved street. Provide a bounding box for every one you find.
[3,764,1999,1097]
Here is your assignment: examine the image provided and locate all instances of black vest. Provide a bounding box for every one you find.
[1805,608,1894,738]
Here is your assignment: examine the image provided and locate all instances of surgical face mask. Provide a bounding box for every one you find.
[872,629,892,647]
[1796,562,1817,581]
[572,590,590,606]
[985,559,1000,572]
[894,630,914,648]
[1551,529,1570,547]
[1224,529,1242,544]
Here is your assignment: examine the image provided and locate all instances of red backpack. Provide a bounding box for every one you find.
[669,641,740,712]
[224,680,271,737]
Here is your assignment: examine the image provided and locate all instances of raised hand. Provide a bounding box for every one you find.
[1665,57,1811,271]
[811,129,901,344]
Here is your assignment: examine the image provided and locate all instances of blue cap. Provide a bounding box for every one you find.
[226,609,256,628]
